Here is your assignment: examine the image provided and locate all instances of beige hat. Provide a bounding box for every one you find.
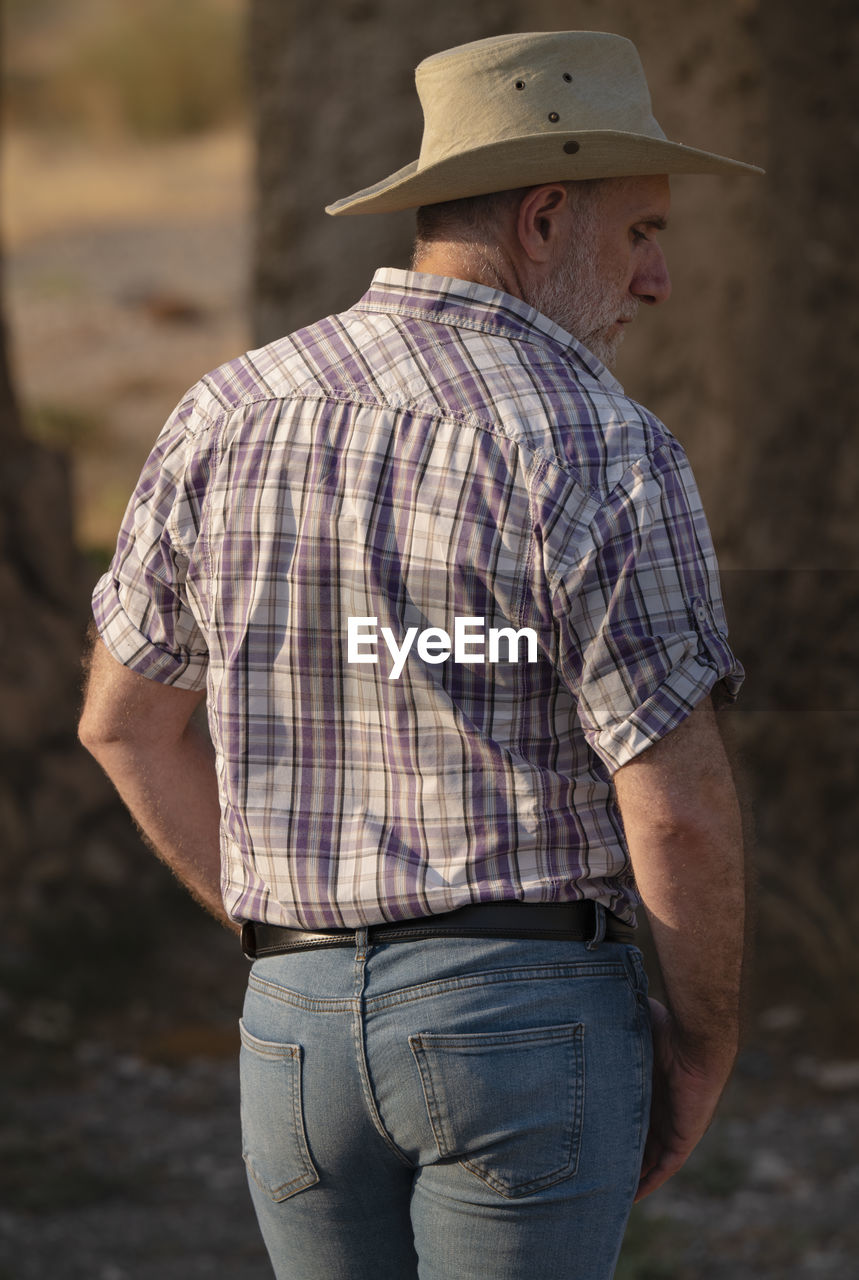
[326,31,762,216]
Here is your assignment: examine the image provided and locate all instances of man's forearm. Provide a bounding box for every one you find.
[85,720,233,931]
[616,701,745,1061]
[613,697,747,1199]
[622,765,745,1065]
[79,636,234,930]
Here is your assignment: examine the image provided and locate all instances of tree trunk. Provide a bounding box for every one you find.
[0,14,143,940]
[0,253,101,933]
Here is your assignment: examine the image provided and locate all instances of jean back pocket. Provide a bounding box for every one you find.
[239,1019,319,1202]
[409,1022,584,1198]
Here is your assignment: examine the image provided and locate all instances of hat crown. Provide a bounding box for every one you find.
[416,31,666,171]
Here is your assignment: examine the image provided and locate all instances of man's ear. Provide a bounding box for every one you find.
[516,185,571,263]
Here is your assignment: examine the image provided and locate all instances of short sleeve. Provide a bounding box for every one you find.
[550,439,743,772]
[91,389,214,690]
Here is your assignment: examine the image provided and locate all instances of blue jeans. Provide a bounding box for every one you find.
[239,928,652,1279]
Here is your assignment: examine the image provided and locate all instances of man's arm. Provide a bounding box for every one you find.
[78,632,236,931]
[612,694,746,1201]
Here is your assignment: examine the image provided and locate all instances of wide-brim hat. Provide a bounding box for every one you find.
[326,31,762,216]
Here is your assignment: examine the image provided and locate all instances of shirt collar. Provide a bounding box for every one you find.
[354,267,625,395]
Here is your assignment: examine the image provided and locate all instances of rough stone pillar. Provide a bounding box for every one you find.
[724,0,859,1000]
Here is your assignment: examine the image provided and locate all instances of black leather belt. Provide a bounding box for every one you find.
[241,900,635,959]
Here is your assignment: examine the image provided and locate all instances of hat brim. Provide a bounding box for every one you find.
[326,130,763,216]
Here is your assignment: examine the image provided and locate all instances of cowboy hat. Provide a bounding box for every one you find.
[326,30,762,216]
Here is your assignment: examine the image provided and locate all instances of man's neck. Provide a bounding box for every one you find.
[411,242,530,304]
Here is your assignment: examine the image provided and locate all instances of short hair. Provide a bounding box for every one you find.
[414,188,530,248]
[414,181,604,268]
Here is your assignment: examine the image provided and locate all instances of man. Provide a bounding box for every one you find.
[79,31,760,1280]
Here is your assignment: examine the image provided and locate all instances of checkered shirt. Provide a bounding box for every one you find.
[93,269,743,927]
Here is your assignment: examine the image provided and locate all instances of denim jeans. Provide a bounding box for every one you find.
[239,928,652,1280]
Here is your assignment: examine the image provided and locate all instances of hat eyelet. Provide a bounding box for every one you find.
[514,79,526,90]
[548,112,560,123]
[563,72,573,82]
[563,140,580,155]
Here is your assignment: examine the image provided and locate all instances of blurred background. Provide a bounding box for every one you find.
[0,1,856,1276]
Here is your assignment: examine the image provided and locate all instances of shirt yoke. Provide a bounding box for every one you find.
[193,298,679,509]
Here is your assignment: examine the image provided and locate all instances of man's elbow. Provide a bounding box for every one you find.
[628,801,731,853]
[77,706,127,758]
[78,687,139,758]
[78,632,195,757]
[615,754,743,863]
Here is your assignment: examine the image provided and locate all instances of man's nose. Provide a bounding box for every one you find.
[632,245,672,306]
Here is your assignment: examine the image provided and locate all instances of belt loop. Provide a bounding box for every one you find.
[585,902,606,951]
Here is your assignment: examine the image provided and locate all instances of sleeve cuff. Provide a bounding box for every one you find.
[92,572,208,691]
[586,647,744,773]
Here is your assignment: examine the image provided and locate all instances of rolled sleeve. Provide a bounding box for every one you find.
[93,570,208,689]
[92,390,214,690]
[552,440,743,773]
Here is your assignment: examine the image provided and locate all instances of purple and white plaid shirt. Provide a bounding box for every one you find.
[93,269,743,928]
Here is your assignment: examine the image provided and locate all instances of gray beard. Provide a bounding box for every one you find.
[526,244,636,370]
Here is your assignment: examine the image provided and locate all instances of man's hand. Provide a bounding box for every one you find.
[635,997,735,1201]
[613,695,746,1201]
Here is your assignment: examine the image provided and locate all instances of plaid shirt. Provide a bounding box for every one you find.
[93,269,743,928]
